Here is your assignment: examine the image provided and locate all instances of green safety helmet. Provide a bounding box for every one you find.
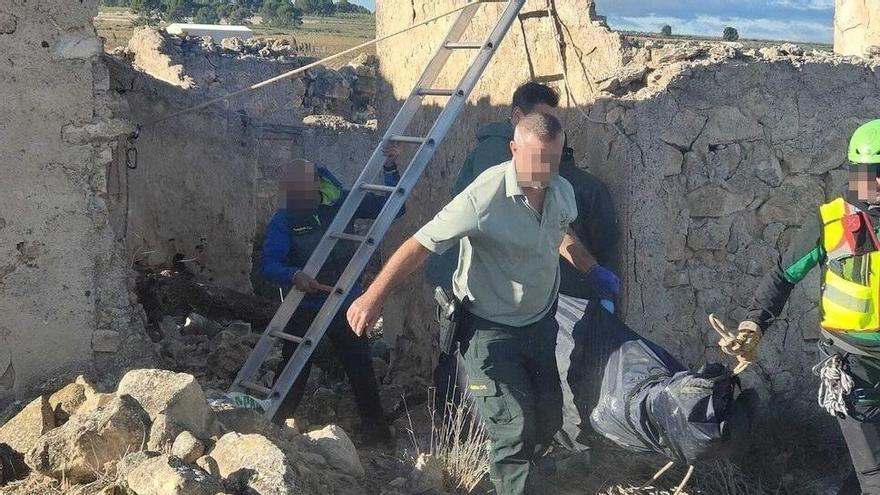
[849,119,880,164]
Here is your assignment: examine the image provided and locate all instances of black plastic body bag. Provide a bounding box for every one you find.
[567,303,747,465]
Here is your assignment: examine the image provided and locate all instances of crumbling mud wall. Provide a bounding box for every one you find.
[0,0,152,404]
[107,29,380,293]
[834,0,880,57]
[376,0,880,414]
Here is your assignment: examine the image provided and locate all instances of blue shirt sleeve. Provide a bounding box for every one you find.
[262,211,299,287]
[354,168,406,219]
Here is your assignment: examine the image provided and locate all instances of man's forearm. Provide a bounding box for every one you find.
[559,231,597,274]
[366,237,431,299]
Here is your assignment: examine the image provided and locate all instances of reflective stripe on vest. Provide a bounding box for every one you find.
[819,198,880,333]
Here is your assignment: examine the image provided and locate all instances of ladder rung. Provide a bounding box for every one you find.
[444,42,484,50]
[360,183,397,193]
[389,135,432,144]
[416,88,459,97]
[330,232,368,243]
[239,381,273,396]
[270,331,304,343]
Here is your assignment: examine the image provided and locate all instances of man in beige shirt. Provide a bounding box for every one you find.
[347,112,617,494]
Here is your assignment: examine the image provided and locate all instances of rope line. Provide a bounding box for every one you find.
[142,1,489,128]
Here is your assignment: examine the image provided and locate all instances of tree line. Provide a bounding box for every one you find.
[102,0,371,28]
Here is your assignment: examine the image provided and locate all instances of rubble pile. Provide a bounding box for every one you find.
[0,369,367,494]
[119,28,378,122]
[595,40,880,96]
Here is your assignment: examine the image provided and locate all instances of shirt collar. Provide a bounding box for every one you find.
[504,160,523,198]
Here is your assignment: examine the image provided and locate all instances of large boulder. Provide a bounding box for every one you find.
[27,395,150,483]
[210,432,297,495]
[0,396,54,459]
[116,370,216,446]
[118,451,224,495]
[306,425,364,478]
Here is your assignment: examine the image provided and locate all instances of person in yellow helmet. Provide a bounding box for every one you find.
[729,119,880,494]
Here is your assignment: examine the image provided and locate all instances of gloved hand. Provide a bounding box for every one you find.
[585,265,620,300]
[718,320,762,373]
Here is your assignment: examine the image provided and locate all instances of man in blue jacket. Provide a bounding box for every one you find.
[262,145,402,444]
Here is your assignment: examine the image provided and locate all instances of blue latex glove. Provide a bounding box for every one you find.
[600,299,615,313]
[585,265,620,300]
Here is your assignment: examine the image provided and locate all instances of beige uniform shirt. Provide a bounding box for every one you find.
[414,160,577,326]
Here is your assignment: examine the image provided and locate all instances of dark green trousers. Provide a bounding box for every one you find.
[459,309,563,495]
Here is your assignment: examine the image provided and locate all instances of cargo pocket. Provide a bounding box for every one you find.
[467,379,513,425]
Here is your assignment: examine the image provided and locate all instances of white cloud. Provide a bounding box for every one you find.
[608,13,833,43]
[769,0,833,11]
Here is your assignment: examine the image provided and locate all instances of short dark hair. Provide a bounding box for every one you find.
[517,112,563,142]
[512,82,560,113]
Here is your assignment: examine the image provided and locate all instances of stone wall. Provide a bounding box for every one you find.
[107,29,379,293]
[834,0,880,57]
[376,0,880,413]
[0,0,151,405]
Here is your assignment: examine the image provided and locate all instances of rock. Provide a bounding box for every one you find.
[283,418,300,435]
[703,106,763,144]
[686,186,749,218]
[182,313,223,339]
[27,395,150,483]
[659,44,706,63]
[0,11,16,34]
[757,176,825,225]
[147,412,184,452]
[225,321,251,338]
[660,109,707,149]
[220,37,244,52]
[213,404,273,436]
[687,218,732,251]
[53,29,102,59]
[172,431,205,464]
[210,433,297,495]
[306,425,364,477]
[755,152,784,187]
[120,452,224,495]
[658,144,684,176]
[407,453,445,493]
[206,332,251,382]
[116,369,216,442]
[0,396,54,458]
[48,382,87,424]
[195,455,221,478]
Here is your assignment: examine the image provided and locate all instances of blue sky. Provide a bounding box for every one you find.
[352,0,834,43]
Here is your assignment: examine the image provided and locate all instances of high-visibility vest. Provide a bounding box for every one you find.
[819,198,880,332]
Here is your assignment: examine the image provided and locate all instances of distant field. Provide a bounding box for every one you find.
[94,8,376,62]
[619,30,833,52]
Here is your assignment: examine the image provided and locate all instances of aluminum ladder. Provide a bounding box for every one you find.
[230,0,527,419]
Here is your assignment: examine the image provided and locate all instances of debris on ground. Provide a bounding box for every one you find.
[0,369,367,494]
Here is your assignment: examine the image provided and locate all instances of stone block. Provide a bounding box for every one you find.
[306,425,363,478]
[210,433,297,495]
[92,330,121,353]
[120,452,224,495]
[27,395,150,483]
[116,370,216,442]
[686,185,749,218]
[0,396,54,459]
[660,109,707,149]
[171,431,205,464]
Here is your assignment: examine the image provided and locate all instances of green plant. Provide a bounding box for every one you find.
[660,25,672,37]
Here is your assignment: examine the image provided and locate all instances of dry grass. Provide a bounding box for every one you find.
[404,388,490,493]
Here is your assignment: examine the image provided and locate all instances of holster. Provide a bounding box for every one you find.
[434,286,469,355]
